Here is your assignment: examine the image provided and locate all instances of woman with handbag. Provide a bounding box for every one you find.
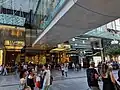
[101,63,116,90]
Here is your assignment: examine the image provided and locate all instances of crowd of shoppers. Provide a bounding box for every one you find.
[19,63,53,90]
[86,61,120,90]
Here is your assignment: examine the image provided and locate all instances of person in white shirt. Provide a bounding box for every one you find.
[35,65,38,73]
[3,65,8,76]
[42,64,51,90]
[72,63,75,71]
[23,64,28,70]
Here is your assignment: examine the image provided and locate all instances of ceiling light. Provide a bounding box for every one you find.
[72,38,75,41]
[83,40,85,44]
[75,44,77,46]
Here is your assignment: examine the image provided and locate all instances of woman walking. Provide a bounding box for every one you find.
[101,63,116,90]
[27,69,35,90]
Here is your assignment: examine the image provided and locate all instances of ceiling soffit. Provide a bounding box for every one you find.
[33,0,120,46]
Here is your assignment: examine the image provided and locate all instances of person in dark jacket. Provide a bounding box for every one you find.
[27,69,35,90]
[86,61,100,90]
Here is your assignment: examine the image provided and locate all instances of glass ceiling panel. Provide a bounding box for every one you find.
[0,0,39,13]
[85,19,120,40]
[0,14,25,26]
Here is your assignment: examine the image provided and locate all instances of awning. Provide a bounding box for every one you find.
[50,48,69,53]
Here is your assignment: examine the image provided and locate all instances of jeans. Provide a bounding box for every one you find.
[61,70,64,76]
[3,69,8,75]
[65,72,67,77]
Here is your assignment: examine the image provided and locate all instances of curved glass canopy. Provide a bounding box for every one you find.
[85,19,120,40]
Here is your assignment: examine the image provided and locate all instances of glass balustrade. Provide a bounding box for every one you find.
[36,0,66,30]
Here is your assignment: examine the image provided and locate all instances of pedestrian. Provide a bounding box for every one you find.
[14,64,18,75]
[101,63,116,90]
[86,61,100,90]
[20,70,27,90]
[72,63,75,71]
[3,65,8,76]
[35,73,41,90]
[64,64,68,77]
[42,64,51,90]
[76,64,79,71]
[23,63,28,70]
[97,62,102,75]
[61,64,64,76]
[27,69,35,90]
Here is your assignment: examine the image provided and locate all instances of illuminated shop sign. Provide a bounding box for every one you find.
[4,40,24,46]
[58,44,71,49]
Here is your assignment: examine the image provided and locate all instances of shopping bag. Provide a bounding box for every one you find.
[36,81,41,88]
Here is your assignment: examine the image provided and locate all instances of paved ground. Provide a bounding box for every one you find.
[0,69,119,90]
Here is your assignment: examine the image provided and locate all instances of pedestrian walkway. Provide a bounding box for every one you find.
[0,75,20,90]
[0,69,119,90]
[52,68,87,81]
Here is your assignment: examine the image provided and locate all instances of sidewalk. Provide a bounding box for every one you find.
[0,69,119,90]
[52,68,87,81]
[0,75,20,87]
[0,75,20,90]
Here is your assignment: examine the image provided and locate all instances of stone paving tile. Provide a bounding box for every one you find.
[52,69,87,81]
[0,75,20,86]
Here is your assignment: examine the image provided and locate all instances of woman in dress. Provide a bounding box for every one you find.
[27,69,35,90]
[101,63,116,90]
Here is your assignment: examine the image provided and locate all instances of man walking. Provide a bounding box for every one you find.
[86,61,100,90]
